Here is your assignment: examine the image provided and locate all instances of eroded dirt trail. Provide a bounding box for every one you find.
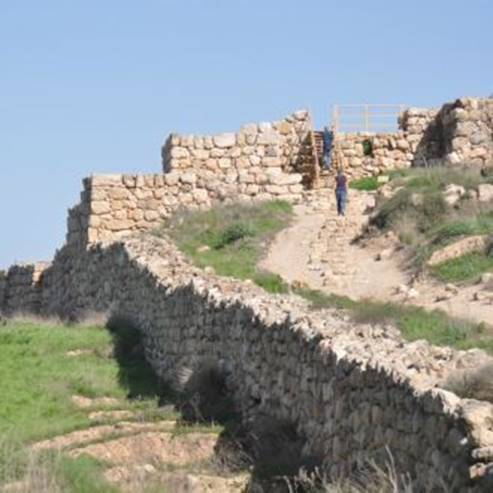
[262,189,493,326]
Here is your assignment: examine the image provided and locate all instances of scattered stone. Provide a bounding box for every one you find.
[443,184,466,206]
[71,395,120,409]
[406,288,420,300]
[478,184,493,202]
[375,248,393,261]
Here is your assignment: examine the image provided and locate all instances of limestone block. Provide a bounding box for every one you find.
[180,173,197,185]
[257,131,281,146]
[236,157,250,169]
[109,188,130,200]
[107,219,134,231]
[238,171,255,184]
[114,210,128,220]
[153,189,166,200]
[218,158,232,169]
[246,134,257,145]
[193,136,204,149]
[277,121,292,135]
[246,184,260,195]
[204,136,214,149]
[122,175,136,188]
[91,175,123,187]
[164,173,180,186]
[240,123,258,134]
[205,159,218,170]
[289,184,304,194]
[210,148,225,158]
[250,155,261,166]
[130,209,144,221]
[262,157,282,167]
[213,133,236,148]
[170,147,190,159]
[190,149,210,160]
[91,189,108,201]
[192,189,209,203]
[478,184,493,202]
[91,201,111,215]
[144,210,160,221]
[265,185,284,195]
[226,147,241,159]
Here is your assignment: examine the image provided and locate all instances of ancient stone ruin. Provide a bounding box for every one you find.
[1,96,493,491]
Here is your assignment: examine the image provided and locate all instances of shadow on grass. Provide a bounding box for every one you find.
[105,316,163,401]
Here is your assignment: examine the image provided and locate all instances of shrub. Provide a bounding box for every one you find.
[362,139,374,157]
[214,223,254,249]
[349,176,380,191]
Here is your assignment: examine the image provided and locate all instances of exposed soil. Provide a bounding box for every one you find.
[262,189,493,326]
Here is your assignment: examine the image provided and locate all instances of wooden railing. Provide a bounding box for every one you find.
[331,104,406,133]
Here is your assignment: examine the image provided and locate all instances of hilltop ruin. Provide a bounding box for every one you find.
[1,96,493,491]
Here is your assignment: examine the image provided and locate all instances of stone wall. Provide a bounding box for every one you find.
[440,98,493,167]
[66,171,304,247]
[400,98,493,168]
[333,132,413,179]
[0,262,49,315]
[162,109,314,183]
[0,234,487,490]
[64,110,318,247]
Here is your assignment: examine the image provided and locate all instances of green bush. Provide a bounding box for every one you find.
[214,223,254,249]
[349,176,380,191]
[162,200,293,294]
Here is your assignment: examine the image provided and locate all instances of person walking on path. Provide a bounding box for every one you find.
[335,168,348,216]
[322,125,334,170]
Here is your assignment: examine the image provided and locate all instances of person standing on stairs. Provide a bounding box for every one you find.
[335,168,348,216]
[322,125,334,169]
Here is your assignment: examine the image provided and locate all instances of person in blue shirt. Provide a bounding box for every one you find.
[322,125,334,170]
[335,168,348,216]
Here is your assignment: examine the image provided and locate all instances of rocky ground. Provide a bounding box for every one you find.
[262,188,493,326]
[27,394,250,493]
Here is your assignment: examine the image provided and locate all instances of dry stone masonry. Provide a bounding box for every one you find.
[2,95,493,491]
[3,235,493,491]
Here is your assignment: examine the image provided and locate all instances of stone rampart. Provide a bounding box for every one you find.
[400,98,493,168]
[0,262,49,315]
[1,234,491,491]
[334,132,413,179]
[162,109,313,181]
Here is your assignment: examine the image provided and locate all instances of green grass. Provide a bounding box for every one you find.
[0,319,183,491]
[294,287,493,354]
[373,166,493,278]
[427,212,493,246]
[0,320,169,444]
[158,200,293,294]
[349,176,381,191]
[431,252,493,283]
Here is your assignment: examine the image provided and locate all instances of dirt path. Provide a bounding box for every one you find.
[262,190,493,326]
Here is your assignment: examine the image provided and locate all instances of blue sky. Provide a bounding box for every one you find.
[1,0,492,268]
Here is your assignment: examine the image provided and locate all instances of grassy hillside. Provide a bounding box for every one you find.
[156,200,293,293]
[371,166,493,282]
[0,319,172,492]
